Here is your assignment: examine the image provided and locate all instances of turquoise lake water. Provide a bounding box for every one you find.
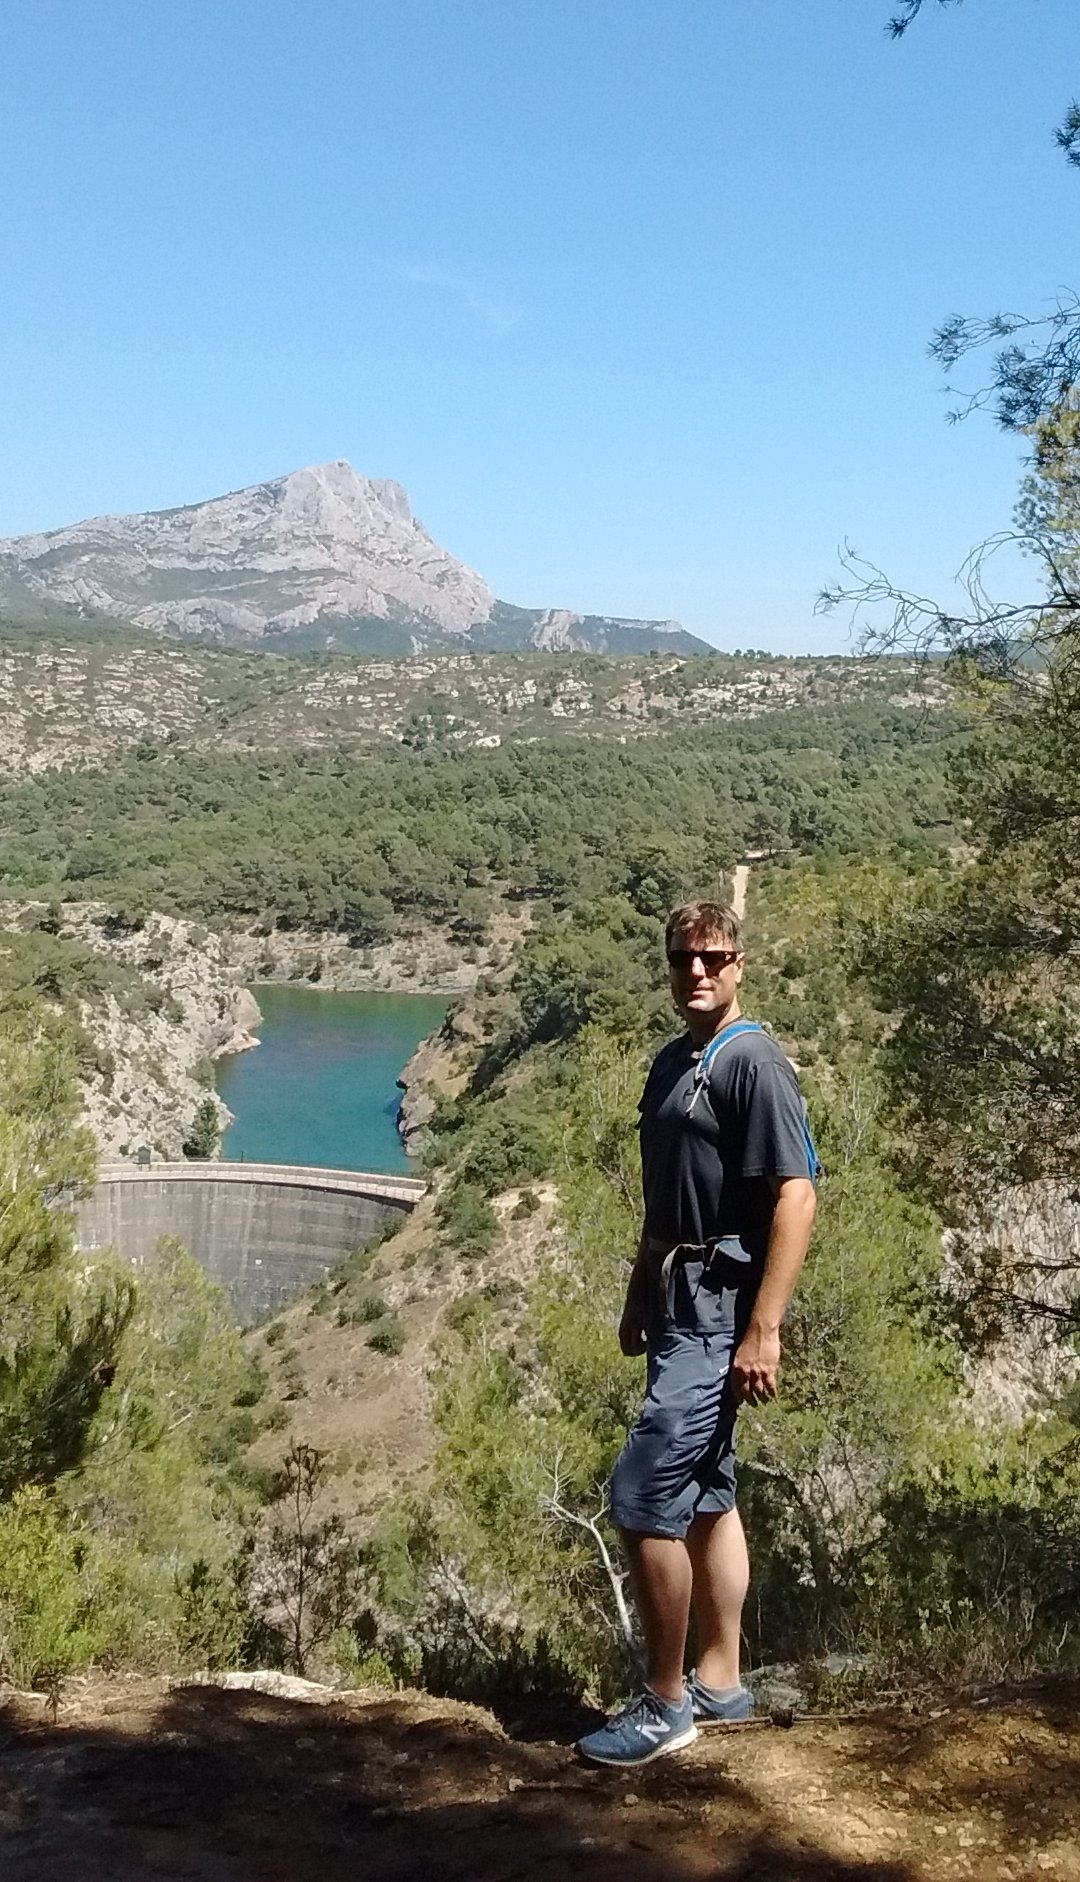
[214,986,447,1173]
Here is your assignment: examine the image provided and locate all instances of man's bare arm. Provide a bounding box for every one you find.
[731,1176,816,1405]
[618,1232,650,1357]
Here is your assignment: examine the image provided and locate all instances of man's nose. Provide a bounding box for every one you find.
[689,953,709,979]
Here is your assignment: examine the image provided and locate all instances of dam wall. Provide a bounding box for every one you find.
[77,1162,427,1325]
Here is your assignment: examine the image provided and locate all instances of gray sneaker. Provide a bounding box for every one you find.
[577,1687,697,1766]
[688,1670,755,1726]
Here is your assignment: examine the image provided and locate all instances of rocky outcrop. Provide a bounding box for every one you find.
[0,461,711,655]
[41,905,264,1162]
[227,902,533,997]
[510,605,696,655]
[396,1031,446,1157]
[396,1003,486,1157]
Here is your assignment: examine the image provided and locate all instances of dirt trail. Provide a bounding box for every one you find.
[1,1675,1077,1881]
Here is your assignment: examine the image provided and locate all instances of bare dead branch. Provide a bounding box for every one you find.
[540,1450,637,1653]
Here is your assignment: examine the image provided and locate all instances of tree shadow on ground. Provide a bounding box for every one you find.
[0,1682,921,1882]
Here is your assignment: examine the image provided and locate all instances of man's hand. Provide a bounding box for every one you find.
[730,1177,815,1404]
[618,1305,648,1357]
[618,1240,650,1357]
[731,1320,781,1405]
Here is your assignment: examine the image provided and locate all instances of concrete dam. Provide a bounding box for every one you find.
[77,1162,427,1325]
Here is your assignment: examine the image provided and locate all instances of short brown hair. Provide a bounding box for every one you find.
[665,900,743,953]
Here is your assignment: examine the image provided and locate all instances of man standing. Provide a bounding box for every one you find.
[578,900,817,1767]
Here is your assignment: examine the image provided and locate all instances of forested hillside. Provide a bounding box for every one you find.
[0,696,958,934]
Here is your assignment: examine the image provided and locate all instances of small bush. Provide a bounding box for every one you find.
[0,1489,102,1687]
[336,1291,390,1328]
[175,1557,247,1672]
[437,1180,497,1257]
[457,1113,551,1197]
[279,1349,306,1400]
[368,1315,405,1356]
[445,1281,519,1341]
[357,1291,390,1324]
[181,1097,220,1161]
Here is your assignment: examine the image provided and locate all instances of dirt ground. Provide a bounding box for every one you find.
[1,1674,1077,1881]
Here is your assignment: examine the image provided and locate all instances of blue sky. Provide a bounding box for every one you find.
[1,0,1077,651]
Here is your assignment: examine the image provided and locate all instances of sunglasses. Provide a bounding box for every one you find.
[667,947,740,973]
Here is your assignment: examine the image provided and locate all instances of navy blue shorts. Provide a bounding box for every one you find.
[610,1246,755,1540]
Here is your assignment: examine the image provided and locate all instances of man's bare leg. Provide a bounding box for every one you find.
[685,1507,749,1691]
[622,1531,693,1703]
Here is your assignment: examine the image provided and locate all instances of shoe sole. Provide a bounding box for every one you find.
[578,1723,698,1766]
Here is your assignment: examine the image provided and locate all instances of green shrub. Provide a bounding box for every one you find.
[175,1557,247,1671]
[458,1112,551,1196]
[0,1489,102,1687]
[368,1315,406,1356]
[357,1291,390,1324]
[437,1180,497,1257]
[445,1283,520,1340]
[181,1097,220,1161]
[336,1290,390,1328]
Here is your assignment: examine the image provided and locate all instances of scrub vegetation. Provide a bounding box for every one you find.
[344,395,1080,1703]
[364,856,1080,1704]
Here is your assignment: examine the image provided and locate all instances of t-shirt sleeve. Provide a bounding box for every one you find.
[637,1043,669,1119]
[739,1056,815,1180]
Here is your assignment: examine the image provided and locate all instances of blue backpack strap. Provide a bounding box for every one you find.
[686,1020,763,1118]
[688,1021,822,1186]
[801,1111,822,1185]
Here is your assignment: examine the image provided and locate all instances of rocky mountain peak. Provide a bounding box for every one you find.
[272,461,414,537]
[0,464,712,656]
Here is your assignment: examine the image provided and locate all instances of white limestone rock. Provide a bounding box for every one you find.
[0,461,495,644]
[0,461,710,653]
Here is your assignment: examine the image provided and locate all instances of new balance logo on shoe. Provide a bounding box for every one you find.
[577,1688,697,1767]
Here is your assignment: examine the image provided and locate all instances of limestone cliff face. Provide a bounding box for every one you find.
[0,462,495,646]
[0,461,711,654]
[48,906,263,1162]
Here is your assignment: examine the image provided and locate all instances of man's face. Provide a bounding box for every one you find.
[667,928,744,1025]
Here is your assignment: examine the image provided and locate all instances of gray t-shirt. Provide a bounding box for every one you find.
[638,1022,815,1263]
